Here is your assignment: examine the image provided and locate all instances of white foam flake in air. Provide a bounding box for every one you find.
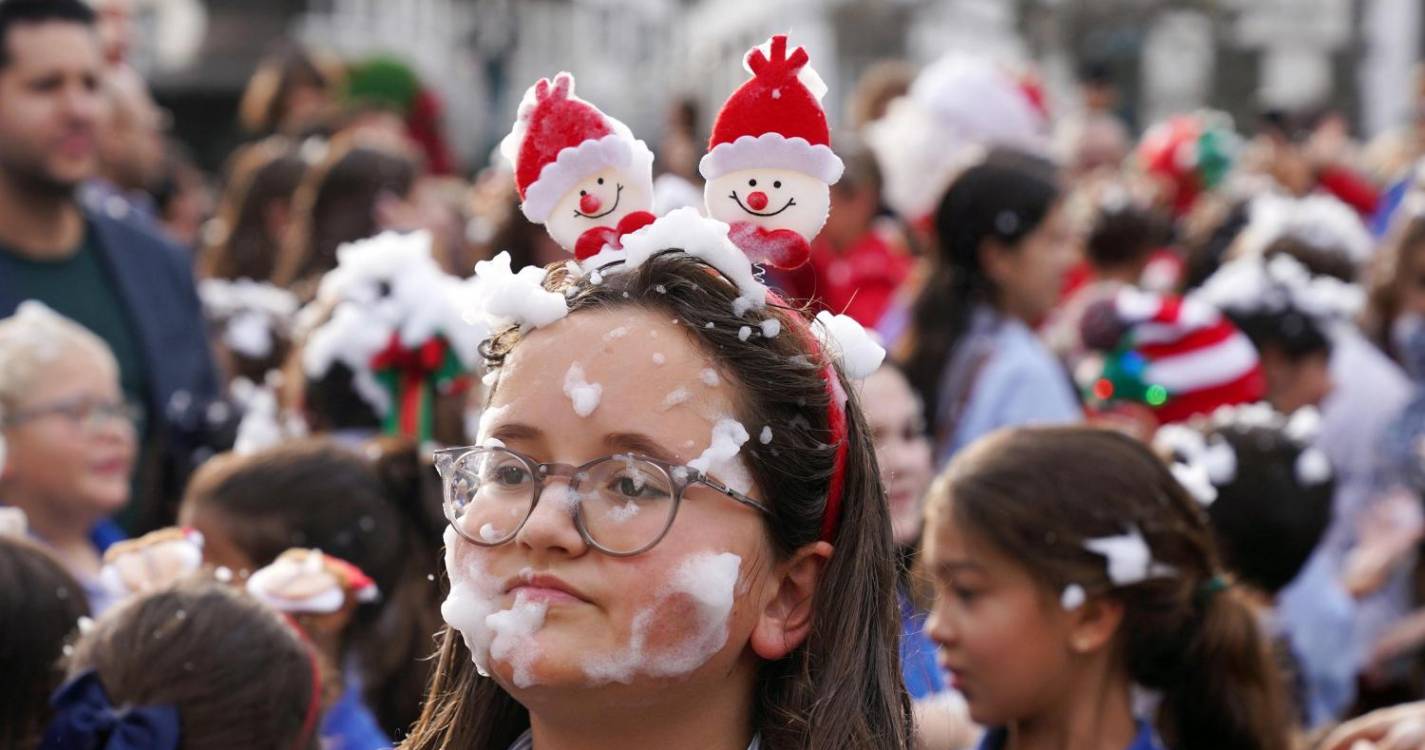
[563,362,603,417]
[582,552,742,683]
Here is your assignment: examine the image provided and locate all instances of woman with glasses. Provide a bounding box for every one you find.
[405,249,913,749]
[0,302,139,613]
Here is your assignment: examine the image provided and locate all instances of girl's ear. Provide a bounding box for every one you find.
[749,541,833,660]
[977,237,1013,288]
[1066,595,1125,655]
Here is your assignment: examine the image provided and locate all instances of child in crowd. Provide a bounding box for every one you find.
[0,531,90,748]
[898,154,1082,464]
[179,437,444,744]
[922,425,1290,750]
[43,579,322,750]
[0,302,136,613]
[406,239,913,748]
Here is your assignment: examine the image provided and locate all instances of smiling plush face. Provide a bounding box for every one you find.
[705,168,831,241]
[544,167,653,251]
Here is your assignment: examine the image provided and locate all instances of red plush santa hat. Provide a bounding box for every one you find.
[699,35,843,184]
[500,72,654,223]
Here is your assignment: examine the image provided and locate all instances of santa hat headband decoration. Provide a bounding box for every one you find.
[246,548,380,615]
[100,527,205,597]
[501,73,655,226]
[699,35,843,185]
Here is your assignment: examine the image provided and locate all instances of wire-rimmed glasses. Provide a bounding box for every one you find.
[434,445,769,557]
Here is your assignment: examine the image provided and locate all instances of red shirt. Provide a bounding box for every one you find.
[780,228,913,327]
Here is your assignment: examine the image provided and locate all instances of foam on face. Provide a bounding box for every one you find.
[563,362,603,417]
[440,526,502,677]
[581,552,742,683]
[486,593,550,688]
[688,419,753,495]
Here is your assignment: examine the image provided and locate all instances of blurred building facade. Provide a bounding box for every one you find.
[132,0,1425,174]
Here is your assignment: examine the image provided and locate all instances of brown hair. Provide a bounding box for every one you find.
[63,579,318,750]
[0,536,89,748]
[1365,213,1425,360]
[931,426,1291,750]
[202,137,308,283]
[239,46,340,137]
[404,253,914,750]
[272,139,419,290]
[181,439,446,739]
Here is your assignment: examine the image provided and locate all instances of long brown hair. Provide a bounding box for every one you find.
[403,253,914,750]
[201,137,307,283]
[181,438,446,739]
[0,536,89,749]
[1365,213,1425,361]
[932,426,1290,750]
[63,579,318,750]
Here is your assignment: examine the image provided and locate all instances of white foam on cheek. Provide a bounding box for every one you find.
[486,593,549,688]
[440,526,502,676]
[581,552,742,684]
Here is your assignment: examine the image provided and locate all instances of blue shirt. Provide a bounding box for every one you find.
[977,720,1165,750]
[899,589,948,699]
[321,682,392,750]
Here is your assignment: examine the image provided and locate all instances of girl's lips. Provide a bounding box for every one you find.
[90,457,130,476]
[511,586,584,605]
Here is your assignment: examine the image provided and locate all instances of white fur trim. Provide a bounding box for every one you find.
[521,134,654,223]
[699,133,844,183]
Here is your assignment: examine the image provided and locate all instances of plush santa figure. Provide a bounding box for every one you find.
[501,73,656,261]
[100,526,206,597]
[701,34,844,269]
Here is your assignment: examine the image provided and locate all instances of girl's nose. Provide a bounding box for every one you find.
[579,193,602,215]
[746,191,769,211]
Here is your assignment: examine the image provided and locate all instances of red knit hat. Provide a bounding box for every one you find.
[500,72,654,223]
[1082,289,1266,424]
[699,35,843,184]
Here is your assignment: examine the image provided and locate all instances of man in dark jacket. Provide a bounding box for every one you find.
[0,0,218,531]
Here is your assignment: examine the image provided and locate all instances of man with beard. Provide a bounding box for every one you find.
[0,0,217,533]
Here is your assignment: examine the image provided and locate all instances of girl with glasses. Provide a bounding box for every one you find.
[406,245,912,749]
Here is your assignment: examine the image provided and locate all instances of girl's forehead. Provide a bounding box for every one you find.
[489,307,735,461]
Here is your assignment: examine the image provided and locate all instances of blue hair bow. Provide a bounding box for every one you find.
[42,670,180,750]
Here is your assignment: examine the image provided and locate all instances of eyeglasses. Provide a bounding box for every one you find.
[2,396,142,433]
[433,445,770,557]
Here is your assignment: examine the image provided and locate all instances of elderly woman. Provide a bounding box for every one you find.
[0,302,136,612]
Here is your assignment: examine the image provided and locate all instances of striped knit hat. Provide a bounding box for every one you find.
[1080,288,1265,423]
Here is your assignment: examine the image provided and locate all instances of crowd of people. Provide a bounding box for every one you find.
[9,0,1425,748]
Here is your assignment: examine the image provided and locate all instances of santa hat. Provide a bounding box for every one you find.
[699,35,843,184]
[500,73,654,223]
[1081,289,1265,424]
[1135,111,1239,217]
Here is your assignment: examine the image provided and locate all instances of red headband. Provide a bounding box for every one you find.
[282,613,325,750]
[767,292,849,543]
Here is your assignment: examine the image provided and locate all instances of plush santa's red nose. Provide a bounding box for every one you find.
[579,193,602,214]
[745,191,768,211]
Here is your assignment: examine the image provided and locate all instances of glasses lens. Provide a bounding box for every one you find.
[577,455,677,554]
[445,448,536,545]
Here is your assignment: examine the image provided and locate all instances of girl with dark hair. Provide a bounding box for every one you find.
[46,579,321,750]
[922,426,1291,750]
[178,438,446,744]
[0,534,89,748]
[201,137,308,284]
[900,154,1081,464]
[406,229,912,749]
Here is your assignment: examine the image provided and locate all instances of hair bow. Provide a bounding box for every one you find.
[42,670,180,750]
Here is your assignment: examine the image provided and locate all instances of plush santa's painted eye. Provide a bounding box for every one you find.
[597,177,605,185]
[579,190,587,196]
[748,179,757,187]
[773,180,782,189]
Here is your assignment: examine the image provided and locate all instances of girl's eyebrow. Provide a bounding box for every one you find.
[932,560,987,579]
[489,422,541,442]
[605,432,680,464]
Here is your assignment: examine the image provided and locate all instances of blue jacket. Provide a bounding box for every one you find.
[0,205,220,517]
